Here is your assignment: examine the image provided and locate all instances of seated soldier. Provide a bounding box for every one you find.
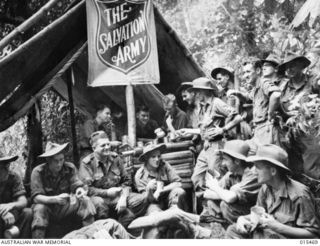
[162,94,189,137]
[31,142,96,238]
[79,131,148,229]
[134,143,187,238]
[0,152,32,238]
[136,105,159,140]
[202,140,260,224]
[226,144,320,239]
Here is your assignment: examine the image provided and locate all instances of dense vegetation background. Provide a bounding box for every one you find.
[0,0,319,177]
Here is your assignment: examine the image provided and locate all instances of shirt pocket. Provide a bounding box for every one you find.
[274,211,295,226]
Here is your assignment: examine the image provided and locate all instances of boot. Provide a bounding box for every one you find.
[32,228,46,239]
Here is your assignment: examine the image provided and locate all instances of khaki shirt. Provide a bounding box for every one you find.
[198,97,237,140]
[218,166,260,205]
[252,78,280,124]
[79,153,131,196]
[134,161,181,193]
[257,178,320,237]
[31,162,83,200]
[0,170,26,204]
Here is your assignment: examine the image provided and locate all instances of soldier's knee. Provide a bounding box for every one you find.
[21,208,33,220]
[32,204,49,215]
[32,204,50,229]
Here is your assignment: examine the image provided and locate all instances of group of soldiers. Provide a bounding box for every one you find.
[1,52,320,239]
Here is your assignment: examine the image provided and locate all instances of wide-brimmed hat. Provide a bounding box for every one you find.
[138,143,166,162]
[39,142,69,158]
[246,144,290,173]
[211,67,234,82]
[217,140,250,162]
[278,53,311,73]
[176,82,193,95]
[0,152,18,164]
[260,54,281,67]
[190,77,219,95]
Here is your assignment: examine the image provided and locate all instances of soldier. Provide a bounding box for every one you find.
[202,140,260,224]
[0,152,32,238]
[176,77,242,194]
[134,143,187,238]
[211,67,235,103]
[177,82,200,129]
[79,131,148,230]
[31,142,95,238]
[79,104,116,158]
[226,144,320,239]
[162,94,189,137]
[278,54,320,178]
[136,105,159,139]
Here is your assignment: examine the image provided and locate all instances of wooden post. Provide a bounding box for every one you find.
[126,84,136,147]
[24,100,43,196]
[67,67,80,167]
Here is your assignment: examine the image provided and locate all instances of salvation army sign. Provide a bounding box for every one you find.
[86,0,159,86]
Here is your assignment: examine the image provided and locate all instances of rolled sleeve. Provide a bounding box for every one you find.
[295,196,320,237]
[230,169,260,203]
[261,79,280,96]
[30,167,45,201]
[165,162,181,183]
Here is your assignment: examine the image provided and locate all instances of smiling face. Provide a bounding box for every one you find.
[146,149,161,169]
[47,153,65,174]
[221,154,240,174]
[216,73,230,90]
[137,110,150,126]
[94,138,111,158]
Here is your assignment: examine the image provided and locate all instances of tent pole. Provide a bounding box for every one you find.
[126,84,136,147]
[67,67,80,167]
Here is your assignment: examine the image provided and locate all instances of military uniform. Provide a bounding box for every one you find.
[226,178,320,239]
[280,75,320,178]
[0,170,32,238]
[31,162,96,237]
[191,97,237,193]
[163,107,189,132]
[79,153,148,228]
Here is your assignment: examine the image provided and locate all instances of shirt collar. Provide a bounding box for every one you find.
[44,162,70,178]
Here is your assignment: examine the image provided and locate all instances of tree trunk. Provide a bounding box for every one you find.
[24,100,43,196]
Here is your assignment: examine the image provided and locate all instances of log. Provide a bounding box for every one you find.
[161,151,193,160]
[166,158,194,165]
[164,141,193,152]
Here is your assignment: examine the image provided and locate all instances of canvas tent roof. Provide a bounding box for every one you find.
[0,0,205,132]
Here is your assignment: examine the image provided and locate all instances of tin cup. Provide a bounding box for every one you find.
[4,225,20,239]
[250,206,265,227]
[154,128,165,138]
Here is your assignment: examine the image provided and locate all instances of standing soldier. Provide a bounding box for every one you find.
[31,142,95,238]
[211,67,235,103]
[176,77,242,198]
[0,153,32,238]
[278,54,320,179]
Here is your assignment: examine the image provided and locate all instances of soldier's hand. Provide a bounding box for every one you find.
[2,212,15,227]
[206,127,224,139]
[0,203,15,217]
[106,187,122,198]
[236,216,252,234]
[146,179,157,192]
[115,197,127,213]
[259,213,281,231]
[55,193,70,205]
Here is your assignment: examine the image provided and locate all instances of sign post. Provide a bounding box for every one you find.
[86,0,159,147]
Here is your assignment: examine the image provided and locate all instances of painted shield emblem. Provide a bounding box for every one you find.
[94,0,151,74]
